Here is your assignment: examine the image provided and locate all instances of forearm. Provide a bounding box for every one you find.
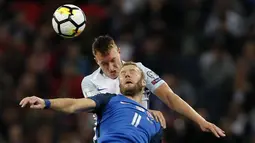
[166,93,205,125]
[48,98,96,114]
[155,84,206,125]
[19,96,95,114]
[49,98,77,113]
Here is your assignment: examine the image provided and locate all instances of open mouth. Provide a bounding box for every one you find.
[125,81,133,84]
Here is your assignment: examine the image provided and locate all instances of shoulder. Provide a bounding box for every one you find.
[89,93,117,112]
[81,75,92,86]
[134,62,149,73]
[81,68,102,97]
[81,67,101,86]
[90,93,117,100]
[134,62,145,69]
[132,61,165,93]
[135,62,158,78]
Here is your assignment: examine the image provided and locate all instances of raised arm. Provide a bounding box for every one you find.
[137,62,226,138]
[19,96,96,113]
[155,81,226,138]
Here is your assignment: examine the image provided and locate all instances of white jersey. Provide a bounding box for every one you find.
[81,62,165,108]
[81,62,165,141]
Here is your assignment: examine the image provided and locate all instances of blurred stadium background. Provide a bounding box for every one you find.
[0,0,255,142]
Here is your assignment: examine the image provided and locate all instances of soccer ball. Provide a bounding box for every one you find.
[52,4,86,38]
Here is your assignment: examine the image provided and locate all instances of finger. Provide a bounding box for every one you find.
[30,104,42,109]
[20,99,29,108]
[30,97,38,104]
[20,97,29,106]
[19,99,24,105]
[155,115,159,123]
[19,99,25,106]
[215,126,226,137]
[151,112,159,122]
[210,126,220,138]
[158,113,166,129]
[216,126,225,133]
[27,100,34,105]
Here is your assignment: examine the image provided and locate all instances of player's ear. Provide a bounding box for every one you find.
[94,57,99,65]
[142,79,146,87]
[117,47,120,54]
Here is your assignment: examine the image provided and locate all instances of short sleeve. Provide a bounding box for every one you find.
[150,128,163,143]
[81,76,100,98]
[136,62,165,93]
[88,93,116,114]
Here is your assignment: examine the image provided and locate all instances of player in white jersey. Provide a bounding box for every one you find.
[81,35,226,141]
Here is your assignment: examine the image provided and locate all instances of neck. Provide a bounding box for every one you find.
[125,92,143,103]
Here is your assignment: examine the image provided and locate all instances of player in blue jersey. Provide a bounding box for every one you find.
[19,62,165,143]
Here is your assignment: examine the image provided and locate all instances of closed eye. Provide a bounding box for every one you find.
[120,71,126,75]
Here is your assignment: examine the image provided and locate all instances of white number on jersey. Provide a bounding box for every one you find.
[131,112,142,127]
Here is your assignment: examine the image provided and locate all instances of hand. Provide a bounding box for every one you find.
[199,120,226,138]
[19,96,45,109]
[148,110,166,129]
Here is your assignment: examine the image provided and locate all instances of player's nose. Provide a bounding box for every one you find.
[109,63,115,71]
[124,72,131,78]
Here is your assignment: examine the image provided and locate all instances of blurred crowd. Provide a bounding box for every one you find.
[0,0,255,143]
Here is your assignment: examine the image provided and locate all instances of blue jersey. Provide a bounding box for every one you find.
[89,93,163,143]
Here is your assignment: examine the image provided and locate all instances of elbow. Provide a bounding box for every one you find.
[167,100,175,110]
[155,83,178,110]
[156,91,176,110]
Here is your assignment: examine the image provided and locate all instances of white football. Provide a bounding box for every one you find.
[52,4,86,38]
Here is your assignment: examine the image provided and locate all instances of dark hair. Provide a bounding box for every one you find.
[92,35,116,56]
[122,62,145,80]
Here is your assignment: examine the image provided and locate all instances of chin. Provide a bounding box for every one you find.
[125,85,135,90]
[109,74,118,79]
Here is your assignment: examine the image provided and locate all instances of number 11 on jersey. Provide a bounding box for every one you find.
[131,112,141,127]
